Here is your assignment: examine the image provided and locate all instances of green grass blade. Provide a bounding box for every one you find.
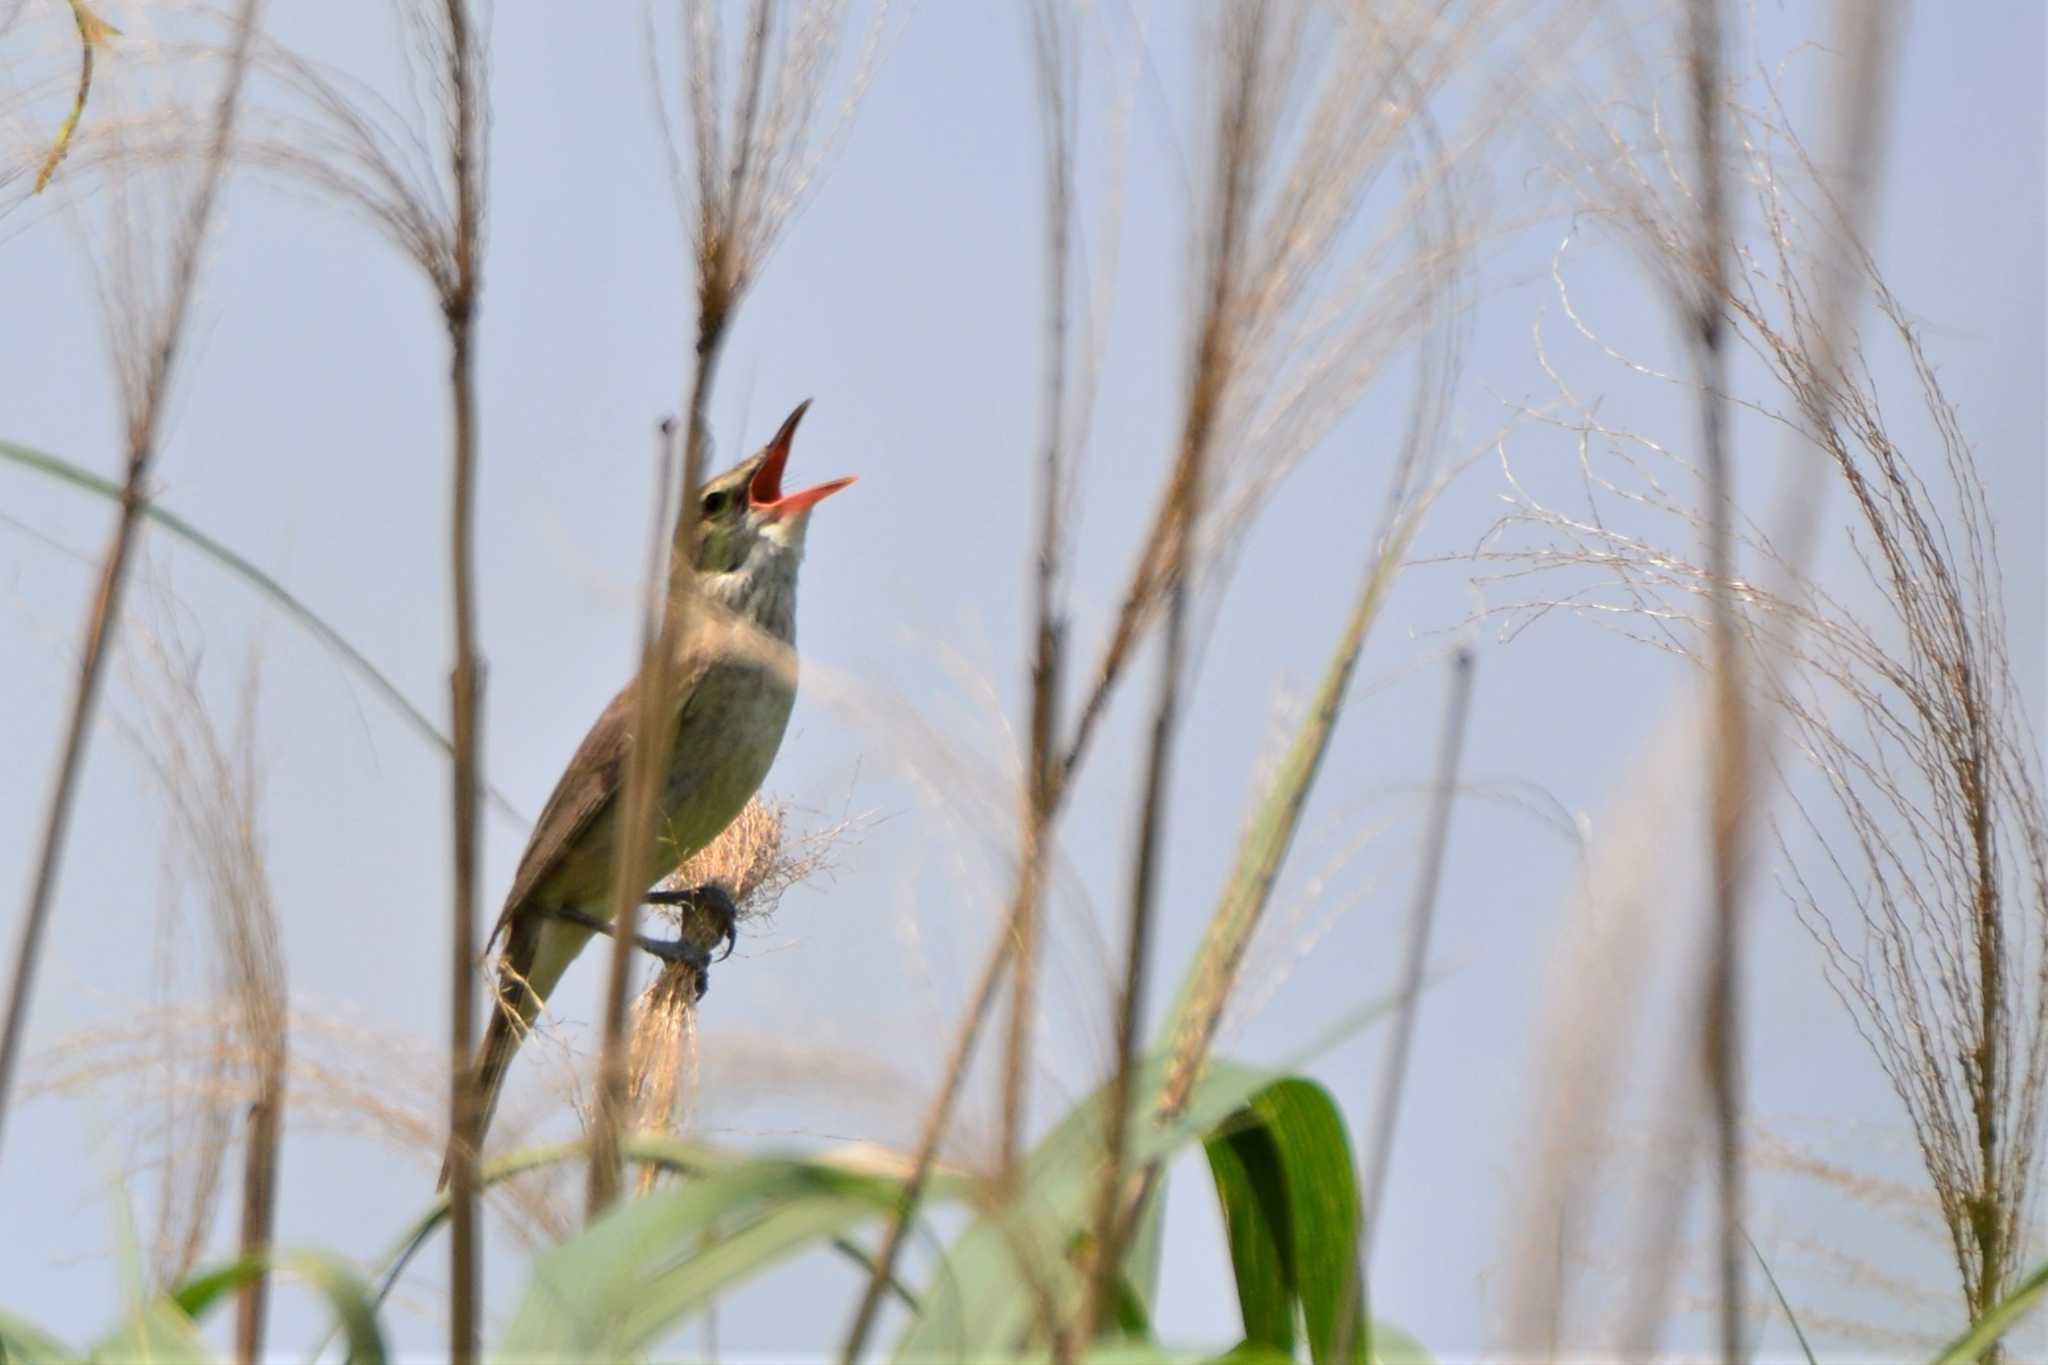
[1123,1166,1170,1321]
[1205,1115,1296,1356]
[361,1136,943,1321]
[0,438,525,825]
[170,1249,386,1365]
[1160,500,1429,1110]
[1930,1259,2048,1364]
[895,1056,1283,1363]
[1364,1320,1433,1365]
[1203,1078,1429,1365]
[495,1159,908,1361]
[1742,1228,1816,1365]
[1243,1080,1361,1365]
[86,1298,215,1365]
[327,1136,942,1362]
[615,1180,902,1350]
[0,1309,83,1365]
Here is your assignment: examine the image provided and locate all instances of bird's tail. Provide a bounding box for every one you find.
[438,914,588,1190]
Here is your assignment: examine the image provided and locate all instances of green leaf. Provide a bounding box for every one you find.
[366,1135,720,1315]
[1211,1344,1298,1365]
[1364,1319,1434,1365]
[1249,1081,1360,1365]
[86,1298,214,1365]
[1930,1258,2048,1364]
[0,1308,83,1365]
[1204,1079,1430,1365]
[1205,1121,1294,1355]
[1123,1168,1170,1315]
[1011,1339,1292,1365]
[0,437,525,825]
[495,1158,908,1362]
[895,1055,1286,1363]
[169,1249,386,1365]
[322,1137,936,1362]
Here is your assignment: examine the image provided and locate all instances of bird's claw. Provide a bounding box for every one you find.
[630,931,710,970]
[645,881,740,964]
[543,892,734,1003]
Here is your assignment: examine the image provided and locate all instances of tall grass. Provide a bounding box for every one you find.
[0,0,262,1172]
[2,2,2040,1361]
[1482,7,2043,1353]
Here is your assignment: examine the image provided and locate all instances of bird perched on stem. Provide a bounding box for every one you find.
[441,401,851,1186]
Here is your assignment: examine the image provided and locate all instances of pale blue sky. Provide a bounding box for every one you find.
[1,2,2041,1360]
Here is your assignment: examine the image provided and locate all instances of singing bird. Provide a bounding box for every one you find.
[442,401,852,1184]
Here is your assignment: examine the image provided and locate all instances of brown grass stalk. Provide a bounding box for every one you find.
[135,9,501,1346]
[850,2,1526,1351]
[1487,10,1926,1347]
[996,0,1081,1200]
[436,0,488,1356]
[589,0,882,1219]
[838,893,1013,1363]
[624,799,824,1193]
[1336,647,1474,1365]
[588,403,701,1217]
[1679,2,1748,1355]
[125,619,287,1363]
[1078,0,1276,1330]
[0,0,262,1168]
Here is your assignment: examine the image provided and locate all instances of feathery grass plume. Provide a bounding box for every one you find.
[624,798,848,1194]
[646,0,891,358]
[1056,0,1521,786]
[141,933,239,1291]
[585,0,889,1217]
[123,611,287,1362]
[189,5,495,1346]
[1487,30,2048,1357]
[1563,1117,1975,1354]
[0,0,262,1169]
[27,997,579,1257]
[1490,225,2046,1342]
[1082,0,1529,1332]
[847,3,1564,1351]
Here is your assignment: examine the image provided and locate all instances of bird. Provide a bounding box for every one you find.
[441,400,852,1186]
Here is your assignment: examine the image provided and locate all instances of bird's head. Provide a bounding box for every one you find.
[691,400,855,576]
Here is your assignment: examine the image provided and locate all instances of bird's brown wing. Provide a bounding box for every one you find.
[490,679,638,941]
[490,648,720,939]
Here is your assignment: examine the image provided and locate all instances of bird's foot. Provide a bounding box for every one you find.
[545,884,736,1004]
[645,881,740,963]
[630,930,713,974]
[541,905,716,999]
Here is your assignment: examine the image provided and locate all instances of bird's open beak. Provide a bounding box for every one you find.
[748,399,856,517]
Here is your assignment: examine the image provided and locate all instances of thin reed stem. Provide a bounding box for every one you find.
[1083,468,1201,1344]
[232,1058,284,1364]
[439,1,486,1355]
[999,0,1078,1195]
[1080,1,1272,1333]
[0,0,261,1168]
[839,917,1013,1363]
[1682,3,1747,1357]
[588,329,723,1217]
[1337,647,1475,1365]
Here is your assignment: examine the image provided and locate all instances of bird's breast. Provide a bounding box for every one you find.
[651,653,797,874]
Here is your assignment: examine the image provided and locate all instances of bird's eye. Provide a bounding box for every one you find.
[701,489,729,518]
